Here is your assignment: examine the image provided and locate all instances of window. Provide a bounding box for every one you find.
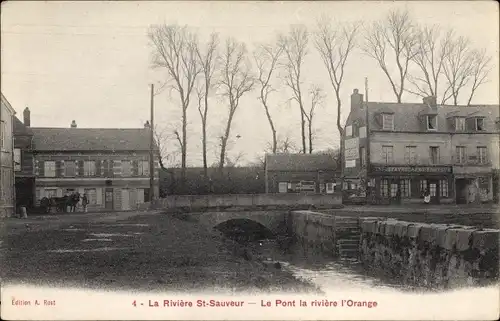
[138,160,150,176]
[44,161,56,177]
[477,147,488,164]
[455,117,466,131]
[427,115,437,130]
[382,114,394,131]
[45,188,57,198]
[326,183,335,194]
[440,180,449,198]
[429,182,437,197]
[278,182,288,193]
[84,161,96,176]
[14,148,21,171]
[404,146,417,164]
[122,160,132,176]
[360,147,366,166]
[83,188,97,205]
[381,179,389,197]
[456,146,467,164]
[475,118,485,131]
[65,161,76,177]
[346,125,353,137]
[359,126,367,138]
[400,179,411,198]
[382,145,394,164]
[430,146,440,164]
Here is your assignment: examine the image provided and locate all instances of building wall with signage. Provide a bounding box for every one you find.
[370,132,453,165]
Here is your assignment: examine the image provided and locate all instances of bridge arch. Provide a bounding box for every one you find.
[214,218,275,240]
[198,211,288,235]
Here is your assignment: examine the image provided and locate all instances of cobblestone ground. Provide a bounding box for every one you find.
[0,212,319,294]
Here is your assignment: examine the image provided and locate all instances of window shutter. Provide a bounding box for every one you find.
[96,188,103,205]
[411,179,419,198]
[96,160,102,176]
[132,160,139,176]
[78,160,84,176]
[465,117,474,131]
[56,161,62,177]
[37,160,44,177]
[102,160,108,177]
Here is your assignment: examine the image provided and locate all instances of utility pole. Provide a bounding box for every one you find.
[149,84,155,203]
[365,77,371,202]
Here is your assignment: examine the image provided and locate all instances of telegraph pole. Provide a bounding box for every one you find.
[365,77,371,202]
[149,84,155,203]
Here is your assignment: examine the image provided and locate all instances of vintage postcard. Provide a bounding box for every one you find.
[1,0,499,320]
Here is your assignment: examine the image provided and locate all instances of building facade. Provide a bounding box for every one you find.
[265,153,341,194]
[29,117,160,212]
[343,89,499,205]
[0,93,16,217]
[14,107,36,211]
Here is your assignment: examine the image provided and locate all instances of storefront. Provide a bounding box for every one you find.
[369,165,454,205]
[454,167,494,204]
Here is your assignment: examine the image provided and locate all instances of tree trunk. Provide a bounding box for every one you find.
[300,108,306,153]
[202,91,209,177]
[219,108,236,170]
[181,106,187,185]
[262,98,277,154]
[308,121,313,154]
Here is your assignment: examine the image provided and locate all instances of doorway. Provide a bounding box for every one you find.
[105,188,114,210]
[428,179,440,204]
[455,179,468,204]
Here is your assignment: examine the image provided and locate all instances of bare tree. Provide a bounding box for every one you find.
[304,85,325,154]
[275,135,298,154]
[363,9,418,103]
[466,48,493,106]
[315,18,358,177]
[153,125,169,169]
[407,26,452,100]
[218,38,255,169]
[280,25,309,154]
[148,24,201,183]
[195,32,219,177]
[254,40,284,154]
[442,34,474,105]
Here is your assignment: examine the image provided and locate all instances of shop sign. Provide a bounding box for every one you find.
[344,138,359,161]
[371,165,452,174]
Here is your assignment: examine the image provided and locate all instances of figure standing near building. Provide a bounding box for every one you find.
[82,193,88,213]
[423,188,431,205]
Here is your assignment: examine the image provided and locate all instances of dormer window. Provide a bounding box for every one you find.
[427,115,437,130]
[455,117,466,131]
[475,118,485,131]
[382,114,394,131]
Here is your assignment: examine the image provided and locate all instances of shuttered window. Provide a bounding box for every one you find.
[44,161,56,177]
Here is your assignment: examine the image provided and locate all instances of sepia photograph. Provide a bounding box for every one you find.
[0,0,499,320]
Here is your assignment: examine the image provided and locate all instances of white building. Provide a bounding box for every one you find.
[1,93,16,217]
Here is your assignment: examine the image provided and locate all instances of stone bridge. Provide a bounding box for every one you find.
[196,211,289,234]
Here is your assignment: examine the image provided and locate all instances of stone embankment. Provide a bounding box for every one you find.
[359,218,499,289]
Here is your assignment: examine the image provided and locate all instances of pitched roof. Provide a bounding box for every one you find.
[31,127,158,152]
[1,93,16,115]
[265,153,338,172]
[347,101,499,132]
[13,116,33,136]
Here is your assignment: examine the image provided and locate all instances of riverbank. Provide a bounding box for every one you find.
[1,211,319,294]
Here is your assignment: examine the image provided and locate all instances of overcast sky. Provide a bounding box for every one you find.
[1,1,498,166]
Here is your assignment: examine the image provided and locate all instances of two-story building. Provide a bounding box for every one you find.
[14,107,35,211]
[343,89,499,205]
[1,93,16,217]
[28,115,160,212]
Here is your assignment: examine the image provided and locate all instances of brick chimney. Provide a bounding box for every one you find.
[144,120,150,128]
[70,120,77,128]
[423,96,437,109]
[23,107,31,127]
[351,88,364,112]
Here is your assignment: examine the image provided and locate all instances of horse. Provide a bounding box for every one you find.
[40,197,51,213]
[68,193,81,213]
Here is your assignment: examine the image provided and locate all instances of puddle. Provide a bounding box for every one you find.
[131,232,143,235]
[63,229,85,232]
[48,247,132,253]
[109,224,150,227]
[89,233,135,238]
[81,239,113,242]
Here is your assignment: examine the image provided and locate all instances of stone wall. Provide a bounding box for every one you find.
[360,218,499,289]
[139,193,343,211]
